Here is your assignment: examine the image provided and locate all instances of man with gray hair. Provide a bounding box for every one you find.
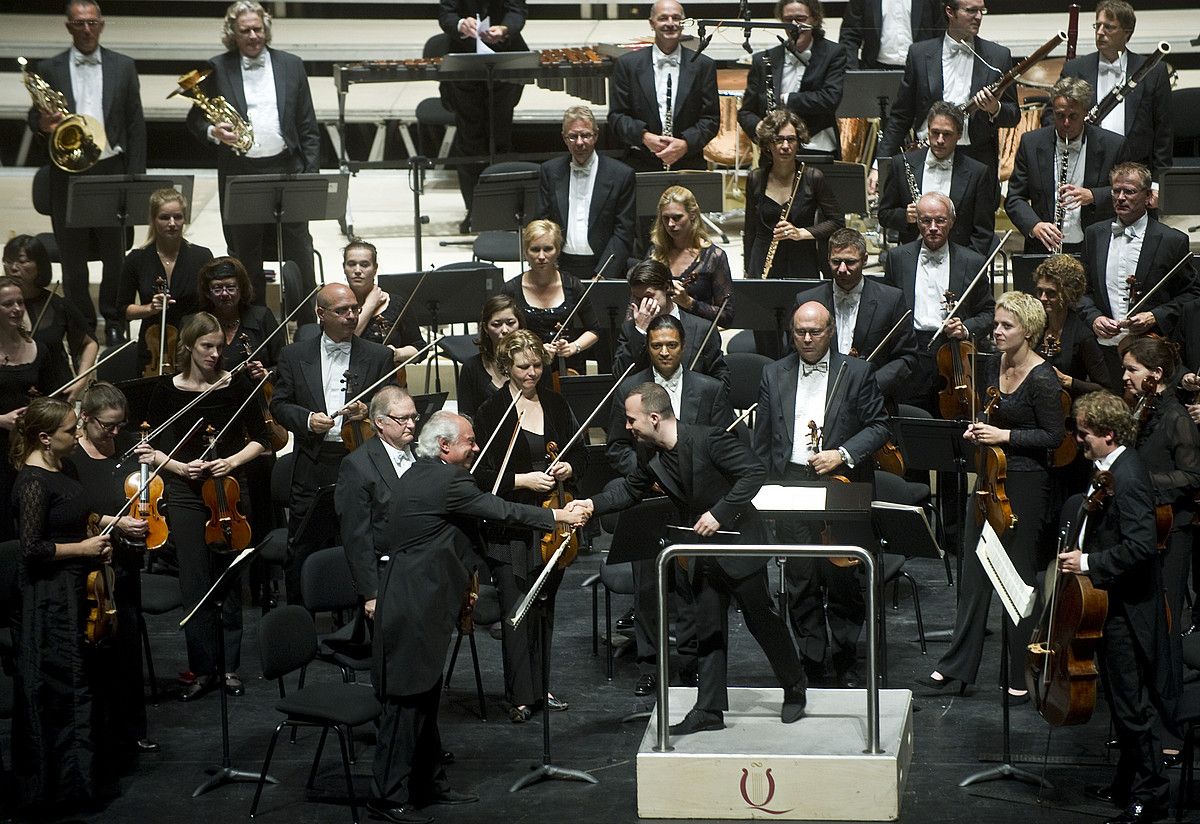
[368,410,586,822]
[536,105,636,279]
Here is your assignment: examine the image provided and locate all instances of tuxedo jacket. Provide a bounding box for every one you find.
[794,278,917,401]
[737,37,847,144]
[592,423,768,579]
[614,311,729,391]
[270,334,396,463]
[186,48,320,174]
[1004,124,1124,253]
[1056,50,1173,180]
[28,46,146,174]
[605,367,733,475]
[877,147,995,254]
[607,46,719,171]
[437,0,528,53]
[1077,217,1199,333]
[752,350,889,482]
[878,35,1020,160]
[883,239,995,340]
[838,0,945,69]
[375,457,554,696]
[536,154,636,276]
[336,435,406,601]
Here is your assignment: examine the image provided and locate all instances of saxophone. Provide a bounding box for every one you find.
[18,56,107,173]
[1052,146,1069,253]
[662,73,674,171]
[168,68,254,155]
[761,163,805,278]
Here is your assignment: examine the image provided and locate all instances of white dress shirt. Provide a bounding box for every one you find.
[652,44,681,134]
[315,333,352,441]
[380,439,416,479]
[782,46,837,152]
[68,46,118,161]
[834,279,864,355]
[877,0,915,67]
[938,35,975,147]
[1056,134,1087,244]
[653,366,684,418]
[1078,444,1126,569]
[563,151,598,256]
[922,150,954,198]
[790,352,830,464]
[240,49,286,158]
[1101,211,1148,347]
[913,243,951,331]
[1094,51,1127,136]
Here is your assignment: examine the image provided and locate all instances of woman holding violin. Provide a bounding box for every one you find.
[648,186,734,326]
[118,188,212,374]
[499,220,600,378]
[473,329,585,722]
[457,294,527,418]
[342,239,426,364]
[10,397,117,813]
[1033,255,1115,396]
[4,234,97,402]
[136,312,270,701]
[920,291,1064,700]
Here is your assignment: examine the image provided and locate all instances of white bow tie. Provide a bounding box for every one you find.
[571,164,589,177]
[242,55,266,71]
[925,157,951,171]
[788,49,812,67]
[947,40,972,57]
[657,56,678,69]
[921,249,946,266]
[1099,61,1124,78]
[324,339,351,357]
[1111,221,1136,239]
[74,54,100,66]
[835,290,857,306]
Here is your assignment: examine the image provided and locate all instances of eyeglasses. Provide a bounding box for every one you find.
[385,413,420,425]
[792,328,828,339]
[564,131,595,142]
[91,418,127,433]
[918,216,950,226]
[209,284,238,295]
[959,6,987,17]
[772,136,800,145]
[1093,22,1123,32]
[68,19,103,29]
[326,304,360,317]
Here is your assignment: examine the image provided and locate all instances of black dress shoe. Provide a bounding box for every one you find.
[669,708,724,736]
[224,673,244,696]
[1162,749,1182,769]
[135,738,160,753]
[367,801,433,824]
[1005,690,1030,707]
[914,674,967,695]
[615,610,635,631]
[1084,783,1128,807]
[426,788,478,805]
[837,669,864,689]
[634,674,656,697]
[1105,801,1164,824]
[781,684,806,723]
[178,675,218,702]
[439,750,455,765]
[458,216,472,235]
[509,704,533,723]
[544,694,569,711]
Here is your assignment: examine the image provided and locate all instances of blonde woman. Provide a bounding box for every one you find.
[648,185,734,325]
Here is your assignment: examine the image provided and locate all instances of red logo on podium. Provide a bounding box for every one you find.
[739,763,793,814]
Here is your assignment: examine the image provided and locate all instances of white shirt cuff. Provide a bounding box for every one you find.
[1079,553,1090,573]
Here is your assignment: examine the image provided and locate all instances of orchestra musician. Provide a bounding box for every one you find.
[1056,0,1173,190]
[877,101,995,255]
[118,188,213,375]
[572,383,808,735]
[27,0,146,345]
[605,314,733,696]
[535,105,635,280]
[270,283,395,606]
[649,186,735,326]
[882,192,995,414]
[136,313,270,701]
[368,411,586,823]
[795,228,918,404]
[456,294,526,419]
[1034,254,1115,396]
[4,235,97,402]
[919,291,1064,700]
[752,301,889,687]
[473,330,585,722]
[1006,77,1124,255]
[607,0,719,173]
[342,240,426,365]
[737,0,847,158]
[613,259,729,390]
[1062,390,1180,824]
[186,1,319,325]
[838,0,945,70]
[10,397,117,814]
[499,220,601,376]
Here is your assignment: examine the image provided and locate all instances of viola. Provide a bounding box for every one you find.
[540,441,579,568]
[199,425,251,553]
[974,386,1017,537]
[83,512,117,644]
[371,314,410,388]
[143,275,178,378]
[340,369,376,451]
[124,421,169,550]
[1048,388,1079,468]
[238,333,288,451]
[935,291,975,421]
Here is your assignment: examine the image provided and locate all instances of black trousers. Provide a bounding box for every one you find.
[441,79,524,214]
[172,498,243,675]
[110,553,147,746]
[1162,526,1191,637]
[632,557,697,676]
[284,442,345,605]
[486,550,562,708]
[373,676,450,807]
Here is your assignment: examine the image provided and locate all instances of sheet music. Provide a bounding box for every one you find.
[475,16,495,54]
[752,484,826,511]
[975,521,1035,624]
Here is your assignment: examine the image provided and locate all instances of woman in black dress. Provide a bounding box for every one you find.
[342,239,426,364]
[135,313,270,701]
[118,187,213,375]
[473,330,585,722]
[4,234,97,401]
[647,186,734,326]
[500,220,600,377]
[920,291,1064,697]
[11,396,115,813]
[457,293,527,418]
[1034,255,1115,396]
[744,108,843,280]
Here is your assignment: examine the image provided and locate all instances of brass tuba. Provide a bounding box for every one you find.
[168,69,254,155]
[18,56,108,173]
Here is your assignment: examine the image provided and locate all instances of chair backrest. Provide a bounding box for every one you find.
[726,329,758,354]
[424,33,451,60]
[724,351,772,412]
[32,166,53,216]
[294,323,320,343]
[301,546,359,613]
[258,604,318,681]
[897,403,932,419]
[873,470,928,507]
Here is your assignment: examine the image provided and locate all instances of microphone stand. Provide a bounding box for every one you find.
[408,155,432,272]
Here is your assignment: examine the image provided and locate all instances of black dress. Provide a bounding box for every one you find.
[24,288,93,394]
[456,353,502,419]
[500,273,601,374]
[1041,309,1116,396]
[744,165,844,279]
[118,240,213,372]
[12,464,118,809]
[359,298,427,361]
[0,344,54,542]
[218,304,283,373]
[670,244,735,326]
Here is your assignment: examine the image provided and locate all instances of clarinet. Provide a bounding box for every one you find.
[1085,42,1170,126]
[902,155,921,204]
[1053,147,1069,253]
[662,73,674,171]
[764,53,777,114]
[761,163,805,278]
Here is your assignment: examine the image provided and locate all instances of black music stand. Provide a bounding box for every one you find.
[65,174,195,250]
[634,171,726,243]
[439,51,541,163]
[821,162,869,216]
[872,502,943,683]
[557,374,615,430]
[1159,167,1200,231]
[731,278,820,331]
[837,70,905,124]
[471,169,541,261]
[588,281,634,362]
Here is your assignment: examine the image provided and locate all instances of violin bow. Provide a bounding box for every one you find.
[490,408,526,495]
[29,282,61,336]
[689,296,731,372]
[821,360,849,425]
[100,417,206,537]
[46,339,136,397]
[547,260,610,346]
[335,336,443,412]
[1124,252,1193,319]
[727,402,757,432]
[926,230,1011,351]
[115,372,234,467]
[547,362,638,472]
[379,267,432,349]
[155,277,170,377]
[198,370,275,461]
[471,390,521,475]
[230,284,321,375]
[864,309,912,364]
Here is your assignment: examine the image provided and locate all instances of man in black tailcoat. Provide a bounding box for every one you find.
[838,0,945,69]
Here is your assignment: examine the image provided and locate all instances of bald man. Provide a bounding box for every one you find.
[271,283,397,604]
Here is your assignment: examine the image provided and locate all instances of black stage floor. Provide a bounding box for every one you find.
[4,544,1198,824]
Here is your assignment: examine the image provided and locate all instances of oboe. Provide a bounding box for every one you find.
[761,163,805,278]
[902,155,921,204]
[764,53,777,114]
[663,73,674,171]
[1052,147,1069,253]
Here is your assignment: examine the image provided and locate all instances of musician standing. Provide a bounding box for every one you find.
[28,1,145,344]
[738,0,846,158]
[186,1,319,325]
[877,101,995,254]
[649,186,735,325]
[1006,78,1124,255]
[270,284,394,606]
[752,301,889,686]
[1062,390,1180,824]
[838,0,945,69]
[1034,254,1115,397]
[536,106,636,280]
[342,240,426,364]
[607,0,719,172]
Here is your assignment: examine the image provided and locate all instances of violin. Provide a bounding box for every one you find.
[1039,330,1062,359]
[239,333,288,452]
[372,314,409,388]
[83,512,117,644]
[143,275,178,378]
[124,421,168,551]
[848,346,907,475]
[540,441,579,568]
[1128,374,1174,551]
[1024,471,1112,726]
[200,425,252,553]
[1048,388,1079,468]
[340,369,375,451]
[549,322,582,394]
[935,291,975,421]
[806,420,858,567]
[974,385,1017,537]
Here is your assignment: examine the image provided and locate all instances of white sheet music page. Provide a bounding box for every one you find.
[975,521,1035,624]
[752,484,826,511]
[475,16,495,54]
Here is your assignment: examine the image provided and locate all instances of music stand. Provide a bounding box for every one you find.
[65,174,195,249]
[634,171,724,217]
[471,169,541,262]
[872,502,943,682]
[821,161,869,216]
[439,51,541,162]
[730,278,821,332]
[588,280,634,362]
[1159,167,1200,230]
[837,70,905,123]
[557,373,615,431]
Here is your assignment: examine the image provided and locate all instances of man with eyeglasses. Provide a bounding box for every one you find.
[28,0,145,345]
[839,0,945,70]
[738,1,847,158]
[271,283,396,604]
[608,0,719,172]
[535,105,636,279]
[1055,0,1172,193]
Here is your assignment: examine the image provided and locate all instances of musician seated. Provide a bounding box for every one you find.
[838,0,945,70]
[457,294,527,419]
[1006,77,1124,255]
[877,101,995,255]
[342,240,426,366]
[649,186,734,325]
[535,105,635,280]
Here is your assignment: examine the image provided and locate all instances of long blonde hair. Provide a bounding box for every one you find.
[649,186,711,264]
[141,187,189,248]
